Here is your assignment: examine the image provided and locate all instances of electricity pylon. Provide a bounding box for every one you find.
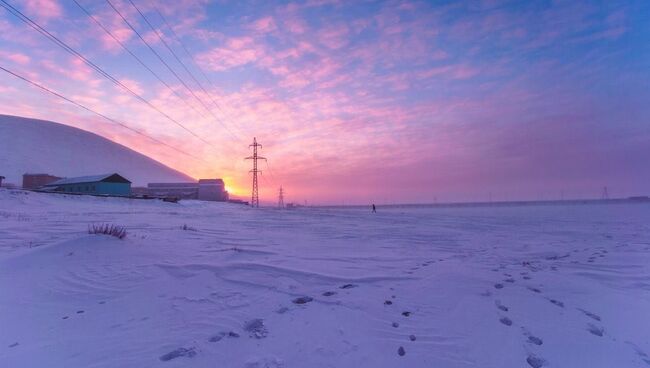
[245,137,266,207]
[278,186,285,208]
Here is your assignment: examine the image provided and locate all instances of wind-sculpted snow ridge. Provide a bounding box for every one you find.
[1,189,650,367]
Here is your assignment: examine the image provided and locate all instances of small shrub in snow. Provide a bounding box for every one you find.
[180,224,196,231]
[88,224,127,239]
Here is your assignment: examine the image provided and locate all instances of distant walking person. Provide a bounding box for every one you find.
[372,204,376,213]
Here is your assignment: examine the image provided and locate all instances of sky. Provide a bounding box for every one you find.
[0,0,649,205]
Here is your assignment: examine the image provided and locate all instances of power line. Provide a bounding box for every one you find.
[71,0,211,123]
[264,160,279,185]
[108,0,242,143]
[0,64,205,162]
[152,5,246,139]
[0,0,214,148]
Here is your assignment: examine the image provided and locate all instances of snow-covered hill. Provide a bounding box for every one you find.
[0,114,193,186]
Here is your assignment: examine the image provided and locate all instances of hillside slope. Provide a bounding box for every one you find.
[0,114,193,186]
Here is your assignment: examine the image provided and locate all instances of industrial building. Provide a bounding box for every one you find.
[22,173,62,189]
[198,179,228,201]
[42,173,131,196]
[141,182,199,199]
[142,179,228,201]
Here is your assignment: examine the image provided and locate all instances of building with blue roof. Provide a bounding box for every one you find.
[42,173,131,196]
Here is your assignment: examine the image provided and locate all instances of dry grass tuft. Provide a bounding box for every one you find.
[88,224,127,239]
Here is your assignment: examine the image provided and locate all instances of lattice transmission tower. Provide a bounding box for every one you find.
[245,137,266,207]
[278,186,285,208]
[601,186,609,200]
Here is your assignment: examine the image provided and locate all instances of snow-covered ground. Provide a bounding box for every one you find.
[1,189,650,368]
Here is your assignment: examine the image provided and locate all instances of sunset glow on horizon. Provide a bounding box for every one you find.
[1,0,649,204]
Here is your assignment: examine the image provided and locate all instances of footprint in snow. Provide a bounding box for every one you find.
[397,346,406,356]
[8,342,18,348]
[322,291,336,297]
[587,324,604,337]
[504,278,515,283]
[244,319,267,339]
[577,308,601,321]
[209,331,239,340]
[527,287,541,293]
[526,354,546,368]
[292,296,313,304]
[548,299,564,308]
[392,322,399,328]
[384,300,393,305]
[494,283,504,289]
[76,310,85,314]
[340,284,357,289]
[495,300,508,312]
[521,327,543,345]
[499,317,513,326]
[402,311,411,317]
[159,347,196,361]
[626,342,650,366]
[409,335,416,341]
[209,332,226,342]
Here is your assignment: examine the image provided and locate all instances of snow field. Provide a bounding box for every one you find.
[1,189,650,367]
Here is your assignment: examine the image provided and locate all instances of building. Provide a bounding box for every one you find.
[22,173,62,189]
[42,173,131,196]
[144,182,199,200]
[198,179,228,201]
[0,176,4,187]
[144,178,229,201]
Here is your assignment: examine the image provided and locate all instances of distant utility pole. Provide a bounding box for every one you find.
[245,137,266,208]
[601,186,609,200]
[278,186,285,208]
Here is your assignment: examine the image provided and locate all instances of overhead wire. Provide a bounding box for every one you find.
[107,0,242,143]
[151,4,246,139]
[0,64,207,163]
[0,0,215,149]
[71,0,213,125]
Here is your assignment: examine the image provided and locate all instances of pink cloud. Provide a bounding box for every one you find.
[418,65,479,80]
[24,0,62,20]
[282,16,309,34]
[248,16,277,33]
[197,37,262,71]
[0,51,31,65]
[119,78,143,95]
[318,24,350,49]
[100,27,134,52]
